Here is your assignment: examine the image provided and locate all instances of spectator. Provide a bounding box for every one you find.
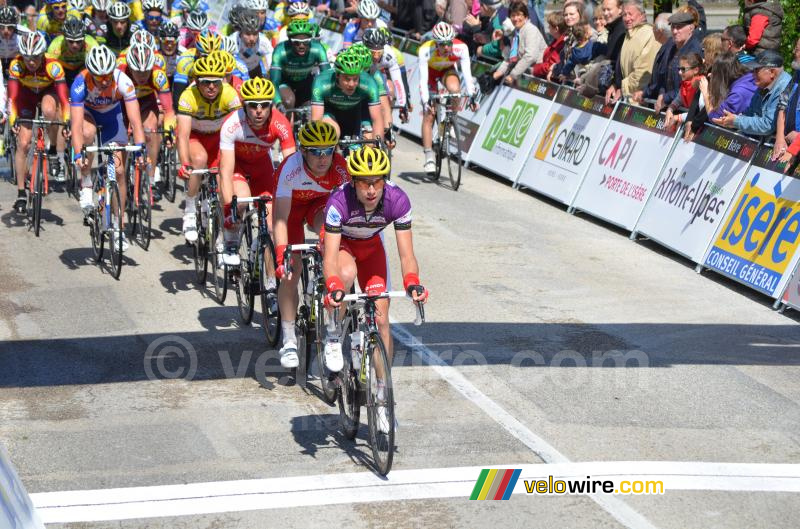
[445,0,471,34]
[712,50,790,137]
[558,21,593,82]
[721,25,756,66]
[664,52,703,129]
[599,0,625,62]
[632,12,670,104]
[492,2,546,85]
[605,0,659,103]
[772,38,800,161]
[742,0,783,55]
[575,0,623,96]
[467,0,509,60]
[702,33,723,68]
[547,0,587,81]
[592,5,607,42]
[655,8,703,112]
[532,11,566,78]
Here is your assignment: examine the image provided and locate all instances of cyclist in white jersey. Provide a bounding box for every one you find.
[0,8,30,74]
[231,11,272,80]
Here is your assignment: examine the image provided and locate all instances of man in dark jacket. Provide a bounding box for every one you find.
[743,0,783,56]
[656,11,703,110]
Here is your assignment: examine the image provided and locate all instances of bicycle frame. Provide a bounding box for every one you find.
[85,144,143,231]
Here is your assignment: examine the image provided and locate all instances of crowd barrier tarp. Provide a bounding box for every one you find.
[319,18,345,53]
[701,144,800,299]
[571,103,678,231]
[467,77,558,183]
[780,261,800,311]
[632,124,757,263]
[396,39,423,137]
[514,87,616,205]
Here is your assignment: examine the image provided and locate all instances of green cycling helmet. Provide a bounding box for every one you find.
[334,50,363,75]
[349,42,372,69]
[287,18,313,37]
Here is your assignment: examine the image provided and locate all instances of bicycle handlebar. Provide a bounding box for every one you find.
[332,289,426,326]
[283,107,311,115]
[16,119,67,127]
[429,93,463,101]
[230,194,272,224]
[189,168,219,175]
[338,137,384,148]
[84,144,143,153]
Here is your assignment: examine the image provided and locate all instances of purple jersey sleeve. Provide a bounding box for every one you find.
[324,186,350,234]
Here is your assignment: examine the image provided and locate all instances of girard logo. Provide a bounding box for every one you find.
[481,99,538,151]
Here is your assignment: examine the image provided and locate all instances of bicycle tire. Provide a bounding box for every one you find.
[295,317,308,386]
[165,146,177,203]
[33,154,44,237]
[137,168,152,250]
[90,173,104,261]
[433,119,445,182]
[125,158,138,240]
[6,129,16,186]
[235,216,255,324]
[108,181,124,279]
[193,206,208,286]
[258,235,281,347]
[209,202,227,304]
[66,148,78,200]
[366,332,394,475]
[337,327,361,440]
[315,291,338,405]
[446,118,462,191]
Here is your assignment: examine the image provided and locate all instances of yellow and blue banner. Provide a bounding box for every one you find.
[469,469,521,500]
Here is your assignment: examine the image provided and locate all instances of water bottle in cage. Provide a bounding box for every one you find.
[350,330,364,371]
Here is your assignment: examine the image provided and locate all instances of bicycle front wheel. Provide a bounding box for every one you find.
[433,120,444,182]
[446,118,463,191]
[136,169,152,250]
[367,332,394,475]
[258,236,281,347]
[337,329,361,440]
[235,217,255,324]
[32,154,44,237]
[108,182,124,279]
[125,159,139,241]
[193,207,208,286]
[163,147,177,203]
[209,203,227,304]
[90,177,104,261]
[315,294,338,405]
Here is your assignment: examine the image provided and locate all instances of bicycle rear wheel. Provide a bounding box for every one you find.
[337,328,361,440]
[446,118,463,191]
[32,154,44,237]
[209,202,227,304]
[136,169,152,250]
[235,217,255,324]
[258,235,281,347]
[367,332,394,475]
[108,181,124,279]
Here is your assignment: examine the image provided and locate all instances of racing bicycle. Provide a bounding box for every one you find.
[17,118,66,237]
[191,167,227,303]
[430,92,464,191]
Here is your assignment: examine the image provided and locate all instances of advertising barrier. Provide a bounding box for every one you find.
[396,40,423,138]
[702,145,800,299]
[781,262,800,311]
[515,87,615,205]
[468,77,559,183]
[633,125,757,263]
[571,103,678,231]
[318,18,345,54]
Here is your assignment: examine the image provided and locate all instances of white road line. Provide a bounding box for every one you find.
[30,462,800,523]
[390,321,660,529]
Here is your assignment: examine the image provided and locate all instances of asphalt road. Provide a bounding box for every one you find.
[0,134,798,528]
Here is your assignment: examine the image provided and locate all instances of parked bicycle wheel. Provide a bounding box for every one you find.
[366,332,394,475]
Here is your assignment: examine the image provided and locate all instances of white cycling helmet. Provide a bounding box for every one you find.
[86,44,117,75]
[356,0,379,20]
[221,34,239,55]
[141,0,165,12]
[432,21,455,42]
[247,0,268,10]
[131,28,157,49]
[108,1,131,20]
[68,0,88,12]
[127,42,155,71]
[91,0,112,11]
[18,31,47,56]
[286,1,311,18]
[185,10,209,31]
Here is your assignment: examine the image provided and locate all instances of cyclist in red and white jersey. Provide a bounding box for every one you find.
[272,120,349,369]
[418,22,477,174]
[218,77,295,265]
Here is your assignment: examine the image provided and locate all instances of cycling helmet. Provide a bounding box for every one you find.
[108,1,131,20]
[347,145,389,177]
[185,10,209,31]
[126,42,155,71]
[91,0,112,11]
[310,22,321,38]
[228,3,246,27]
[159,20,179,39]
[86,44,117,75]
[333,50,362,75]
[221,34,239,55]
[0,7,18,25]
[181,0,201,12]
[361,27,386,50]
[432,21,455,43]
[246,0,268,10]
[18,31,47,55]
[131,29,157,49]
[191,52,226,77]
[141,0,164,12]
[356,0,379,20]
[240,77,275,101]
[350,42,372,69]
[212,50,236,75]
[63,15,86,39]
[287,18,313,38]
[286,1,310,18]
[238,10,260,33]
[195,29,221,55]
[299,120,338,148]
[68,0,88,12]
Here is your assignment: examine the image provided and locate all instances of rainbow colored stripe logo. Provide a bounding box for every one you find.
[469,469,522,500]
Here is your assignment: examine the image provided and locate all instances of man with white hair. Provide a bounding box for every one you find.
[605,0,660,104]
[632,11,671,105]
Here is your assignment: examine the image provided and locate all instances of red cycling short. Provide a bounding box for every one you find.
[287,195,328,245]
[190,130,221,168]
[233,159,276,198]
[427,67,458,91]
[14,85,58,121]
[339,235,387,292]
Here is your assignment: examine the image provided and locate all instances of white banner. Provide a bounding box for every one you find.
[515,87,615,205]
[702,145,800,299]
[571,104,677,230]
[468,79,558,183]
[633,125,757,263]
[395,49,422,138]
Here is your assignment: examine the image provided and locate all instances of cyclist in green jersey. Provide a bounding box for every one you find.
[269,19,329,111]
[349,42,394,148]
[310,49,384,141]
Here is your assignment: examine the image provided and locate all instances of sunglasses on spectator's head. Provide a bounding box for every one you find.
[246,101,272,110]
[304,146,335,157]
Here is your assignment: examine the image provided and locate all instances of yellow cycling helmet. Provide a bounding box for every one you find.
[240,77,276,101]
[195,30,222,56]
[347,145,390,177]
[191,53,226,78]
[299,120,338,148]
[211,50,236,75]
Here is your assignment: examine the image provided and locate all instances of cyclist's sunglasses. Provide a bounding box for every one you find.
[145,14,162,22]
[92,73,114,83]
[291,37,311,44]
[354,176,385,188]
[245,101,272,110]
[22,54,42,61]
[0,24,15,30]
[198,78,222,87]
[304,146,335,157]
[50,2,67,9]
[436,40,453,47]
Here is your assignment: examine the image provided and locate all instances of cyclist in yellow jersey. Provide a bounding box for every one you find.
[176,52,241,243]
[37,0,81,41]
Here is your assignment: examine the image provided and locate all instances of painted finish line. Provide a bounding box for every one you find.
[30,462,800,523]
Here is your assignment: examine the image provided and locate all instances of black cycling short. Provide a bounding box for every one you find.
[281,78,313,107]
